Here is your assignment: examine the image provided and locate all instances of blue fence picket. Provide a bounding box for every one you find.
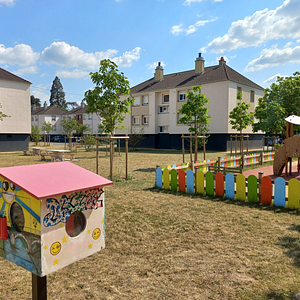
[225,173,235,199]
[156,168,162,188]
[206,159,210,171]
[233,156,236,166]
[274,177,286,207]
[221,158,224,167]
[186,170,194,194]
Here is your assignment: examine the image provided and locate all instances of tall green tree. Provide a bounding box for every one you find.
[229,92,254,135]
[30,125,42,145]
[253,72,300,136]
[60,117,78,149]
[0,103,9,121]
[41,121,52,145]
[84,59,134,136]
[178,85,211,138]
[49,76,67,109]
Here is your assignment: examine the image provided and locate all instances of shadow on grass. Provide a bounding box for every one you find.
[277,235,300,268]
[146,186,300,216]
[134,168,156,173]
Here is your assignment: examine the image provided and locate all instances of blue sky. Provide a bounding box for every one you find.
[0,0,299,107]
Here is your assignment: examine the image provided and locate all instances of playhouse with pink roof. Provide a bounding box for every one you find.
[0,162,112,277]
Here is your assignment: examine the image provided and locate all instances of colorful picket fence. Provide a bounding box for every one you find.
[160,152,275,172]
[156,168,299,210]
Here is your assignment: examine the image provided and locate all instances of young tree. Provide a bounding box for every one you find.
[0,103,9,121]
[253,72,300,136]
[178,85,211,144]
[229,92,254,153]
[49,76,67,109]
[41,121,52,145]
[84,59,134,136]
[60,117,78,150]
[128,127,145,151]
[31,95,41,108]
[30,125,42,145]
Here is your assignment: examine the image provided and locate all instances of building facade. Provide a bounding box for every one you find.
[0,68,31,151]
[116,55,265,151]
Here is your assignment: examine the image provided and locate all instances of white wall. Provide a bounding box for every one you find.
[0,79,31,134]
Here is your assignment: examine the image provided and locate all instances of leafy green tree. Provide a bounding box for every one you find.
[253,72,300,136]
[30,125,42,145]
[128,127,144,151]
[77,123,92,136]
[178,85,211,143]
[84,134,96,152]
[49,76,67,109]
[31,95,41,109]
[41,121,52,145]
[229,92,254,135]
[84,59,134,136]
[0,103,9,121]
[60,117,78,149]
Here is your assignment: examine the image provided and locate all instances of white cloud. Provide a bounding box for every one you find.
[14,66,38,75]
[0,44,39,66]
[184,0,222,5]
[245,44,300,72]
[263,74,282,85]
[171,18,215,35]
[205,0,300,53]
[0,0,15,6]
[112,47,141,67]
[31,85,50,104]
[148,61,166,70]
[41,42,141,69]
[56,69,89,79]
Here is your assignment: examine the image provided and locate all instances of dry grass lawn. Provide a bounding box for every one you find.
[0,146,300,299]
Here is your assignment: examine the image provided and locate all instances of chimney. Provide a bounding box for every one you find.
[81,100,85,108]
[219,56,226,66]
[195,53,205,74]
[155,62,164,81]
[44,101,47,109]
[33,104,36,111]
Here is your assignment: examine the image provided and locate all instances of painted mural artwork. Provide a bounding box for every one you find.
[0,176,42,275]
[43,188,104,227]
[0,175,106,277]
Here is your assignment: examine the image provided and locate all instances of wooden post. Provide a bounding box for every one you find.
[258,172,263,204]
[195,136,198,162]
[194,166,198,191]
[230,135,232,156]
[260,152,263,165]
[109,137,113,179]
[64,137,66,150]
[290,123,294,138]
[217,157,221,173]
[96,139,99,175]
[191,160,194,173]
[203,137,206,160]
[118,139,121,156]
[286,122,289,138]
[190,134,192,163]
[182,137,185,164]
[241,154,245,169]
[125,135,128,180]
[32,274,47,300]
[235,135,237,156]
[246,136,249,155]
[106,143,108,157]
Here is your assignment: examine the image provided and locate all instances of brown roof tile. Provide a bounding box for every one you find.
[31,106,65,115]
[131,64,264,94]
[0,67,31,84]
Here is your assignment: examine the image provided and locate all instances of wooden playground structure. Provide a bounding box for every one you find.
[181,134,206,163]
[273,115,300,176]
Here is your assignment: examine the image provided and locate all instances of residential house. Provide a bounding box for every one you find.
[31,103,65,136]
[116,54,264,151]
[0,68,31,151]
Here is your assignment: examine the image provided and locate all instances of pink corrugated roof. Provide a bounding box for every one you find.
[0,162,113,199]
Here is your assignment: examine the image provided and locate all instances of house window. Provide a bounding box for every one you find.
[52,116,56,121]
[88,114,92,120]
[178,92,186,102]
[177,113,184,124]
[35,116,38,121]
[250,91,254,103]
[68,116,71,120]
[159,126,168,133]
[142,96,148,105]
[52,125,56,131]
[163,94,169,103]
[132,116,140,125]
[31,117,34,121]
[77,115,82,121]
[133,97,140,106]
[142,115,148,125]
[159,106,168,114]
[83,115,86,120]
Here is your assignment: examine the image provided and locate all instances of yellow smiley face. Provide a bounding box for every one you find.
[50,242,61,256]
[92,228,101,240]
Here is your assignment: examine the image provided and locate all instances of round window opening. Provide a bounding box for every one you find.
[65,211,86,237]
[10,202,25,232]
